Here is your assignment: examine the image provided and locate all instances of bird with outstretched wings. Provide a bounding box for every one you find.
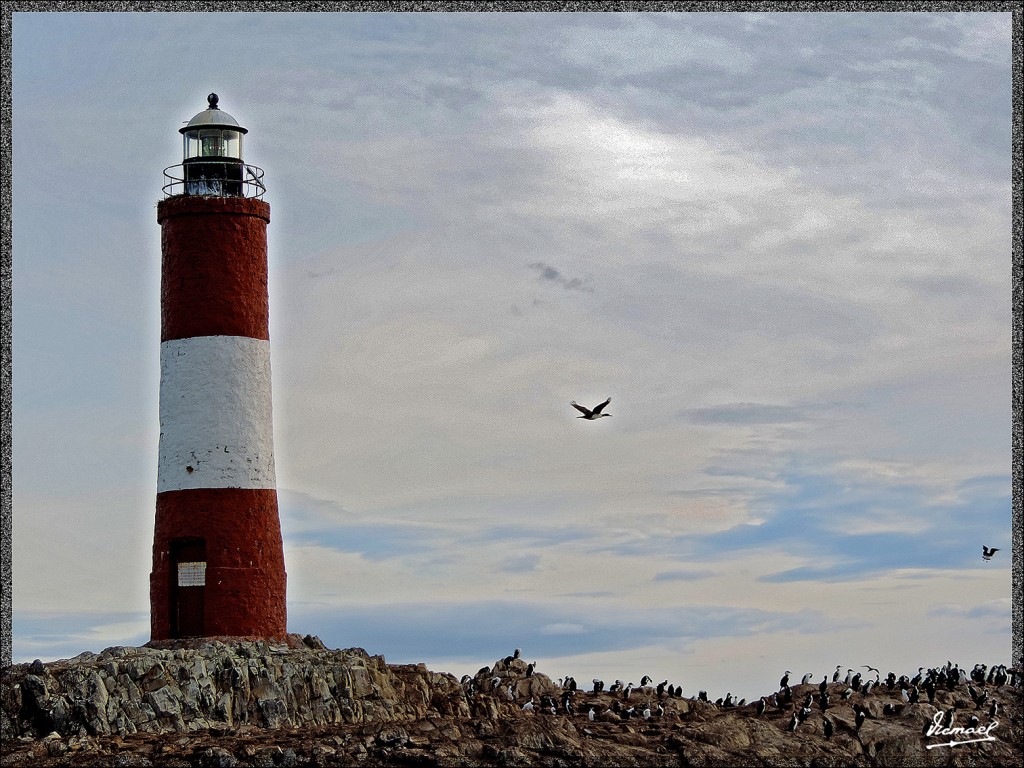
[571,398,612,420]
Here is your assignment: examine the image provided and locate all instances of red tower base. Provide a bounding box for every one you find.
[150,488,287,641]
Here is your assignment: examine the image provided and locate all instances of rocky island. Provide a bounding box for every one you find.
[2,635,1020,767]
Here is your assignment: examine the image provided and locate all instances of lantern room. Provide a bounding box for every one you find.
[163,93,265,199]
[181,93,246,161]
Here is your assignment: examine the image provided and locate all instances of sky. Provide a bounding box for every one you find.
[9,9,1015,702]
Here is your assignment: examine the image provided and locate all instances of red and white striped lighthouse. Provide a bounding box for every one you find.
[150,94,287,641]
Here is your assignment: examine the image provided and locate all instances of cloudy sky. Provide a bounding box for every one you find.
[11,9,1013,700]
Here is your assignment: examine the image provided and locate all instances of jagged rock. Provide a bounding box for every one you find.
[2,646,1021,766]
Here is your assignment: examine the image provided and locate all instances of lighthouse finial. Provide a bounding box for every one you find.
[208,93,219,110]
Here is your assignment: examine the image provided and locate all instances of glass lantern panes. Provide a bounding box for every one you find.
[183,129,242,160]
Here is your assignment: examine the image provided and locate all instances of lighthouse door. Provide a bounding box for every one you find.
[171,539,206,638]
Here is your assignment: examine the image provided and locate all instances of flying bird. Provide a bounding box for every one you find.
[982,546,999,561]
[571,398,612,420]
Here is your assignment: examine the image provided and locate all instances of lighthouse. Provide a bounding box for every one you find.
[150,94,287,641]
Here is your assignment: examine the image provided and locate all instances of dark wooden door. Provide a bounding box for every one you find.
[171,539,206,638]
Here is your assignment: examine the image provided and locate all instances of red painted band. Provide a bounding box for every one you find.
[150,486,287,640]
[158,196,272,342]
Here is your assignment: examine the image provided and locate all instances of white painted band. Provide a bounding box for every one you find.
[158,335,276,492]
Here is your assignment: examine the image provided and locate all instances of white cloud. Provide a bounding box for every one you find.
[10,12,1011,695]
[539,623,586,636]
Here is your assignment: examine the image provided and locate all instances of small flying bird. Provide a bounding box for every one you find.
[982,546,999,561]
[571,398,612,420]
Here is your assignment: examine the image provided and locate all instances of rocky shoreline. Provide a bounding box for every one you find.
[2,636,1020,767]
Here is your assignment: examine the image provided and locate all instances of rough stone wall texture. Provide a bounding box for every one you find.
[157,337,277,493]
[157,195,271,343]
[150,490,286,641]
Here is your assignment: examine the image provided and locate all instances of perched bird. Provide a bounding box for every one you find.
[982,546,999,561]
[823,717,834,738]
[801,672,814,685]
[561,691,575,716]
[588,707,596,721]
[832,666,842,683]
[855,708,866,732]
[571,398,612,420]
[968,685,988,709]
[780,671,791,689]
[522,699,535,713]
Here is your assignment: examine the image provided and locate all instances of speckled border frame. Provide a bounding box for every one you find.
[0,0,1020,688]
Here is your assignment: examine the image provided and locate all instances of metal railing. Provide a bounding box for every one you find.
[162,161,266,199]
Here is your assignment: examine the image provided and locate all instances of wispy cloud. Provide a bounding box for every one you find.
[11,11,1011,698]
[528,262,595,293]
[684,403,818,426]
[653,569,717,582]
